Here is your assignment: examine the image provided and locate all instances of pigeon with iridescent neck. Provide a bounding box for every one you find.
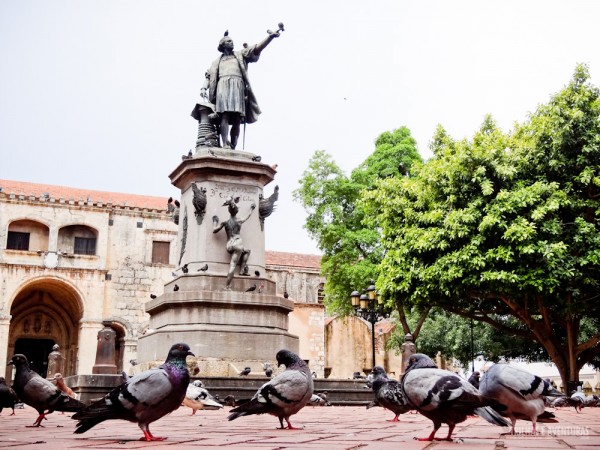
[73,343,194,441]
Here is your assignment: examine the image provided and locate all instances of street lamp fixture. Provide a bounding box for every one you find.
[350,280,391,372]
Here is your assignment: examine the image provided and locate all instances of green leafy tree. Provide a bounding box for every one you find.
[364,65,600,385]
[392,310,549,371]
[294,128,425,334]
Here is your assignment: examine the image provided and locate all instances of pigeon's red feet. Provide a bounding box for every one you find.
[27,414,47,427]
[387,416,400,422]
[141,430,167,441]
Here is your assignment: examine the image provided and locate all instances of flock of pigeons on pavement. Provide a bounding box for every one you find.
[0,344,598,442]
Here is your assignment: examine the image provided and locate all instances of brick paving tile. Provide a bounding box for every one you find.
[1,403,599,449]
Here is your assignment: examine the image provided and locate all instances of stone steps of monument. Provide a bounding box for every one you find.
[198,377,374,406]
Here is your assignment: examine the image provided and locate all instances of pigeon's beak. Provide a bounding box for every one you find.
[187,350,195,357]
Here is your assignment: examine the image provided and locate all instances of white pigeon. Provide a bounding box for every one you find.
[228,349,313,429]
[479,363,563,434]
[183,380,223,414]
[402,353,509,441]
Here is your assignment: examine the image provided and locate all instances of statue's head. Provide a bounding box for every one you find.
[405,333,413,342]
[228,202,238,215]
[218,35,234,53]
[52,344,59,351]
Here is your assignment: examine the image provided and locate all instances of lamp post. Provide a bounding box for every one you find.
[350,281,391,372]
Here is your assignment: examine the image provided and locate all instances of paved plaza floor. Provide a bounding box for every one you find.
[0,403,599,449]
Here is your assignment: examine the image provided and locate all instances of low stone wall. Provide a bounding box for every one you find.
[67,374,375,406]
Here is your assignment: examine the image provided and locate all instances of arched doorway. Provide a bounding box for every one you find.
[6,277,83,380]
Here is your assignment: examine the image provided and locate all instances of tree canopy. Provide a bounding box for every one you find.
[293,127,422,316]
[363,64,600,384]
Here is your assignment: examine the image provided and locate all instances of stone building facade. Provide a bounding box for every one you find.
[0,179,326,380]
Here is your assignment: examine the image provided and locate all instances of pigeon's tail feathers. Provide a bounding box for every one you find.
[202,397,223,409]
[74,418,106,434]
[545,387,564,397]
[227,398,269,420]
[56,395,86,412]
[536,410,559,423]
[474,406,511,427]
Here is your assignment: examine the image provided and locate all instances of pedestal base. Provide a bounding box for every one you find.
[137,274,299,373]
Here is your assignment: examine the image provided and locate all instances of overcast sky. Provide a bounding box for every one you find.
[2,0,600,255]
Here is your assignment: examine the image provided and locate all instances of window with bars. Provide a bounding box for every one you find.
[317,284,325,304]
[152,241,170,264]
[7,231,30,250]
[74,237,97,255]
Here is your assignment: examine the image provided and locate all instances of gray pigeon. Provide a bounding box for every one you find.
[72,343,194,441]
[228,349,314,429]
[239,367,251,376]
[183,380,223,414]
[0,376,19,415]
[402,353,509,441]
[479,363,563,434]
[370,366,412,422]
[8,354,85,426]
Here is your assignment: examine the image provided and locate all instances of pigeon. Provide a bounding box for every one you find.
[8,354,85,427]
[183,380,223,415]
[198,263,208,272]
[150,294,157,299]
[239,367,251,376]
[228,349,314,429]
[402,353,509,441]
[468,371,480,389]
[251,155,262,162]
[283,291,289,299]
[265,367,273,377]
[254,270,260,277]
[309,391,331,407]
[479,363,564,434]
[72,343,194,441]
[173,284,179,292]
[370,366,412,422]
[52,373,76,399]
[181,264,189,274]
[245,284,257,293]
[0,376,19,415]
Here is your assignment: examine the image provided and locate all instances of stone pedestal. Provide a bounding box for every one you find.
[137,148,299,370]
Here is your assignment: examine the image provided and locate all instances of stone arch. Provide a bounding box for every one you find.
[58,224,98,255]
[6,276,84,379]
[6,218,50,252]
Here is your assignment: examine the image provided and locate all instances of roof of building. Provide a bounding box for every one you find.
[0,179,168,211]
[265,250,322,269]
